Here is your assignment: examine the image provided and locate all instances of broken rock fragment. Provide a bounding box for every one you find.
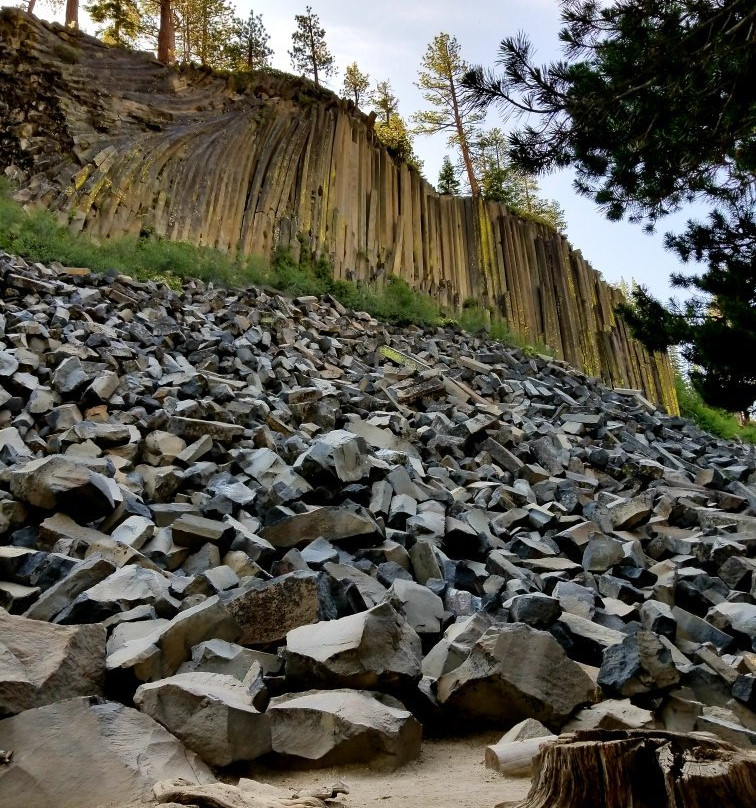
[10,455,120,519]
[283,602,422,692]
[221,570,323,645]
[134,672,271,766]
[268,689,421,770]
[437,623,596,730]
[598,629,681,697]
[259,506,383,548]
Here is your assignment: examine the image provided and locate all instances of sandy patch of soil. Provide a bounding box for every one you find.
[246,731,531,808]
[105,732,532,808]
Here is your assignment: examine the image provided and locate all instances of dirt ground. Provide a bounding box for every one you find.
[246,731,532,808]
[107,732,532,808]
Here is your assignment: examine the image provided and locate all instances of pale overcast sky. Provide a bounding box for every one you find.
[40,0,710,302]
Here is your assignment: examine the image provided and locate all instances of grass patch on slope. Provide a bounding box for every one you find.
[675,375,756,444]
[0,181,552,347]
[0,184,265,290]
[459,302,555,357]
[0,181,443,325]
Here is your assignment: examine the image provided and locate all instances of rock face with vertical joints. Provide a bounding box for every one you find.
[0,7,676,409]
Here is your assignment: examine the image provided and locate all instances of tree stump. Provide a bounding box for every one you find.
[511,730,756,808]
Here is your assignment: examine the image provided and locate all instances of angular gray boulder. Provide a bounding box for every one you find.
[221,570,322,645]
[267,688,421,770]
[258,506,383,548]
[134,672,271,766]
[436,623,596,730]
[0,611,105,716]
[9,455,119,520]
[293,429,371,483]
[382,579,445,636]
[22,555,116,621]
[284,602,422,693]
[598,629,681,696]
[0,696,214,808]
[54,564,175,624]
[106,594,240,683]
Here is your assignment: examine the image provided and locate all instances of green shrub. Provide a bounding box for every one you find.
[53,44,80,64]
[458,305,555,356]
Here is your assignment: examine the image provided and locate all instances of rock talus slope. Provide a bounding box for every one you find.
[0,253,754,806]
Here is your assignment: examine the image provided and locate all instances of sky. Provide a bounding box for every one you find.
[35,0,711,303]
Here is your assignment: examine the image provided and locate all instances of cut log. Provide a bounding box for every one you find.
[512,730,756,808]
[485,736,558,776]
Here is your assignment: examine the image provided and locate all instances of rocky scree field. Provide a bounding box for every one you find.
[0,253,754,808]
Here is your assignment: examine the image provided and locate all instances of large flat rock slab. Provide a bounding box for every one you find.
[0,696,214,808]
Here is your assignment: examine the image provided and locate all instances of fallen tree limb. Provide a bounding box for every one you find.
[152,779,334,808]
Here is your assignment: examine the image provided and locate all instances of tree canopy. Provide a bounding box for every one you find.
[464,0,756,414]
[139,0,236,66]
[463,0,755,224]
[375,113,423,173]
[85,0,142,45]
[288,5,335,87]
[225,9,273,71]
[342,62,370,107]
[413,32,483,196]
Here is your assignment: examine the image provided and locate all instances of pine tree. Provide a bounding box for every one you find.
[412,33,484,196]
[371,80,398,124]
[342,62,370,106]
[464,0,755,412]
[374,114,423,173]
[437,156,460,195]
[225,10,273,70]
[288,5,335,87]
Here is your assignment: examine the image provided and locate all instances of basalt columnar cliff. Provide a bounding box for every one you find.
[0,9,676,412]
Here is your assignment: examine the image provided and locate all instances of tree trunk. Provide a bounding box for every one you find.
[157,0,175,64]
[65,0,78,29]
[26,0,36,16]
[310,31,319,86]
[511,730,756,808]
[449,76,479,196]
